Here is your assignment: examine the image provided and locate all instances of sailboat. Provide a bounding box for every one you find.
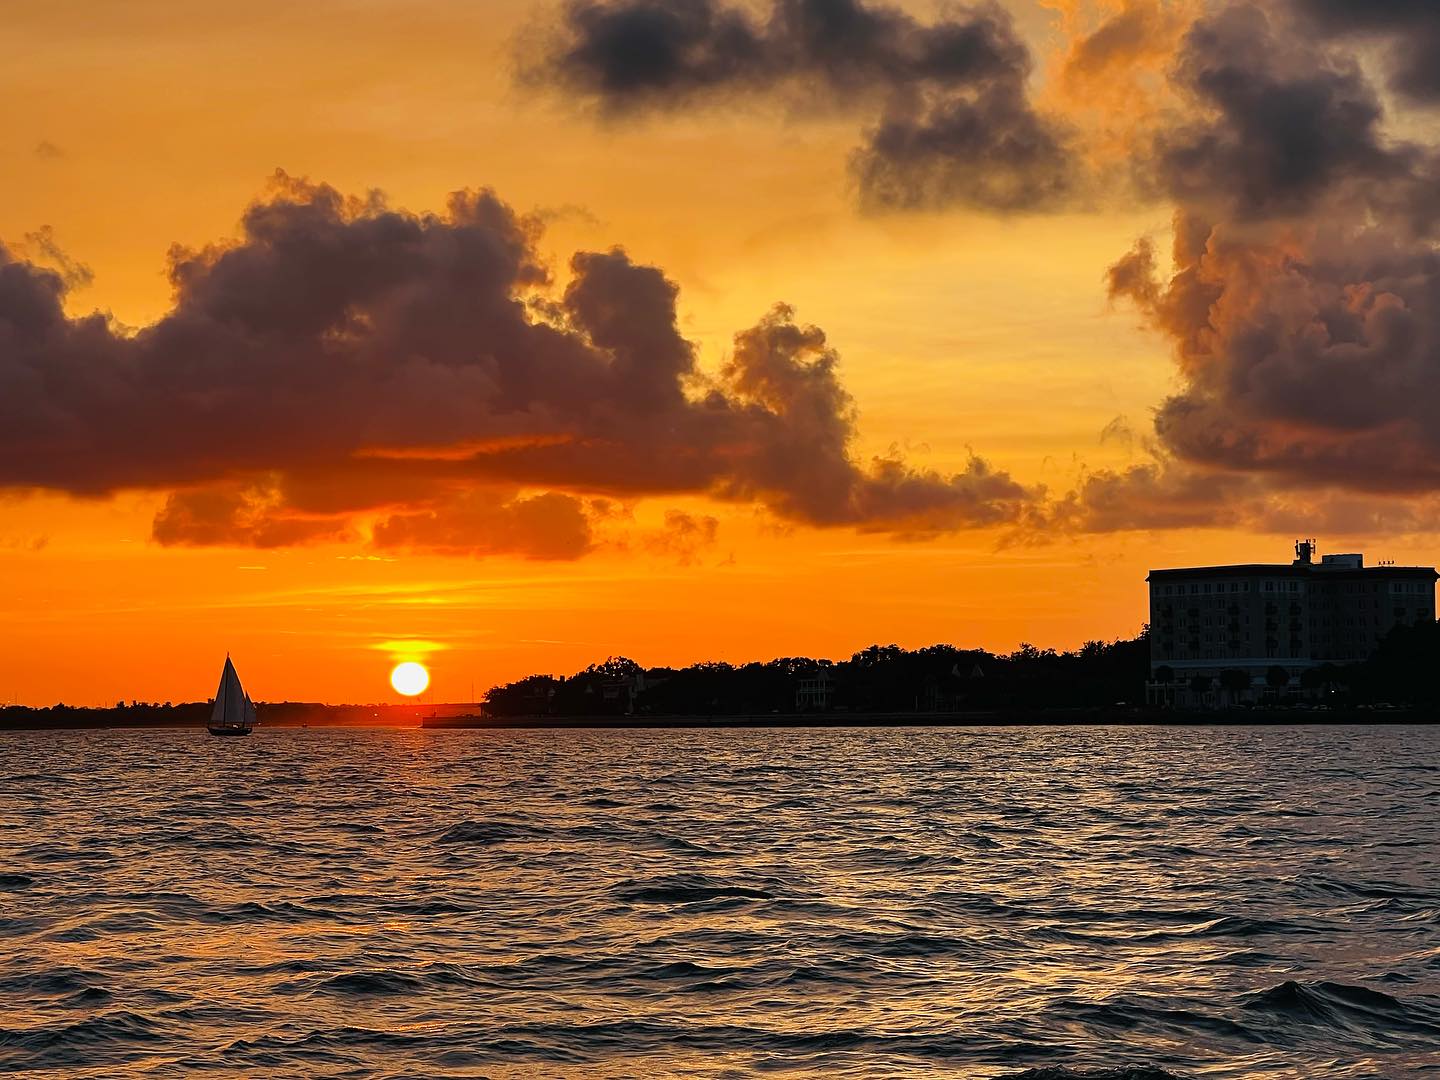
[207,655,258,737]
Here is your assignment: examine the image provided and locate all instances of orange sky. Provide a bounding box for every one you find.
[4,0,1437,705]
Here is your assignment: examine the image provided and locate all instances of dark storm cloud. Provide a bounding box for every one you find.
[524,0,1027,106]
[0,172,1035,551]
[518,0,768,105]
[1076,1,1440,531]
[1145,3,1429,224]
[1292,0,1440,104]
[520,0,1077,211]
[851,81,1073,211]
[522,0,1440,530]
[1108,211,1440,495]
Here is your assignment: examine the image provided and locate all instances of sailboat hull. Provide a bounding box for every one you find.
[206,726,252,737]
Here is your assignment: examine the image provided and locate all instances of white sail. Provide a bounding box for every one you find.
[209,657,253,729]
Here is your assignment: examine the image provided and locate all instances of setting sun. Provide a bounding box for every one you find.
[390,662,429,697]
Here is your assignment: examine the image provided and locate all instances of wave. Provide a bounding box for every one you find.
[311,970,433,996]
[0,967,109,997]
[999,1070,1187,1080]
[435,820,543,844]
[0,1010,170,1065]
[1242,980,1440,1037]
[332,822,383,834]
[612,875,776,905]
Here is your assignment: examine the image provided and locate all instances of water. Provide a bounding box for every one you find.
[2,726,1439,1078]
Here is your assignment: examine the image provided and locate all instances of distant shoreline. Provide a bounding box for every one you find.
[3,704,1429,731]
[418,708,1430,728]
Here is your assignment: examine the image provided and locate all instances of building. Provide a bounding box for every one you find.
[1147,541,1436,707]
[795,667,834,711]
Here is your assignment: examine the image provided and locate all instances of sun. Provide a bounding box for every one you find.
[390,661,430,697]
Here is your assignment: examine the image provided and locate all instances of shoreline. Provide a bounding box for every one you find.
[418,707,1427,729]
[2,706,1427,731]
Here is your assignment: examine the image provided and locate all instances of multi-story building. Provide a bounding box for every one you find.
[1147,541,1436,706]
[795,667,834,712]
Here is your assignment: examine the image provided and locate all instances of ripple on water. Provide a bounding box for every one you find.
[0,725,1437,1078]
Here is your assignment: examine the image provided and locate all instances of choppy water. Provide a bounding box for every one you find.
[2,726,1440,1078]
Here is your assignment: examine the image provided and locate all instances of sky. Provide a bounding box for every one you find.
[5,0,1440,705]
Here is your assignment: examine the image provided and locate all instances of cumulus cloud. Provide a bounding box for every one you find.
[523,0,1028,107]
[519,0,1077,211]
[852,80,1073,211]
[0,172,1036,553]
[1109,213,1440,494]
[1074,2,1440,532]
[519,0,1440,536]
[1143,4,1432,224]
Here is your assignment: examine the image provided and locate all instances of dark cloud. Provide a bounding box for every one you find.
[1292,0,1440,104]
[520,0,1077,211]
[1081,2,1440,533]
[1018,451,1440,541]
[1108,210,1440,496]
[523,0,1028,106]
[152,483,353,549]
[0,172,1035,552]
[518,0,768,106]
[852,82,1073,211]
[1024,457,1260,537]
[1145,4,1426,223]
[33,140,64,161]
[372,490,595,559]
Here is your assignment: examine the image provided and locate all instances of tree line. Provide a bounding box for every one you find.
[480,633,1153,717]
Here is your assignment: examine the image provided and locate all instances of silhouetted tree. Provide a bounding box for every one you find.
[1219,668,1250,704]
[484,674,560,716]
[474,631,1153,718]
[1351,620,1440,706]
